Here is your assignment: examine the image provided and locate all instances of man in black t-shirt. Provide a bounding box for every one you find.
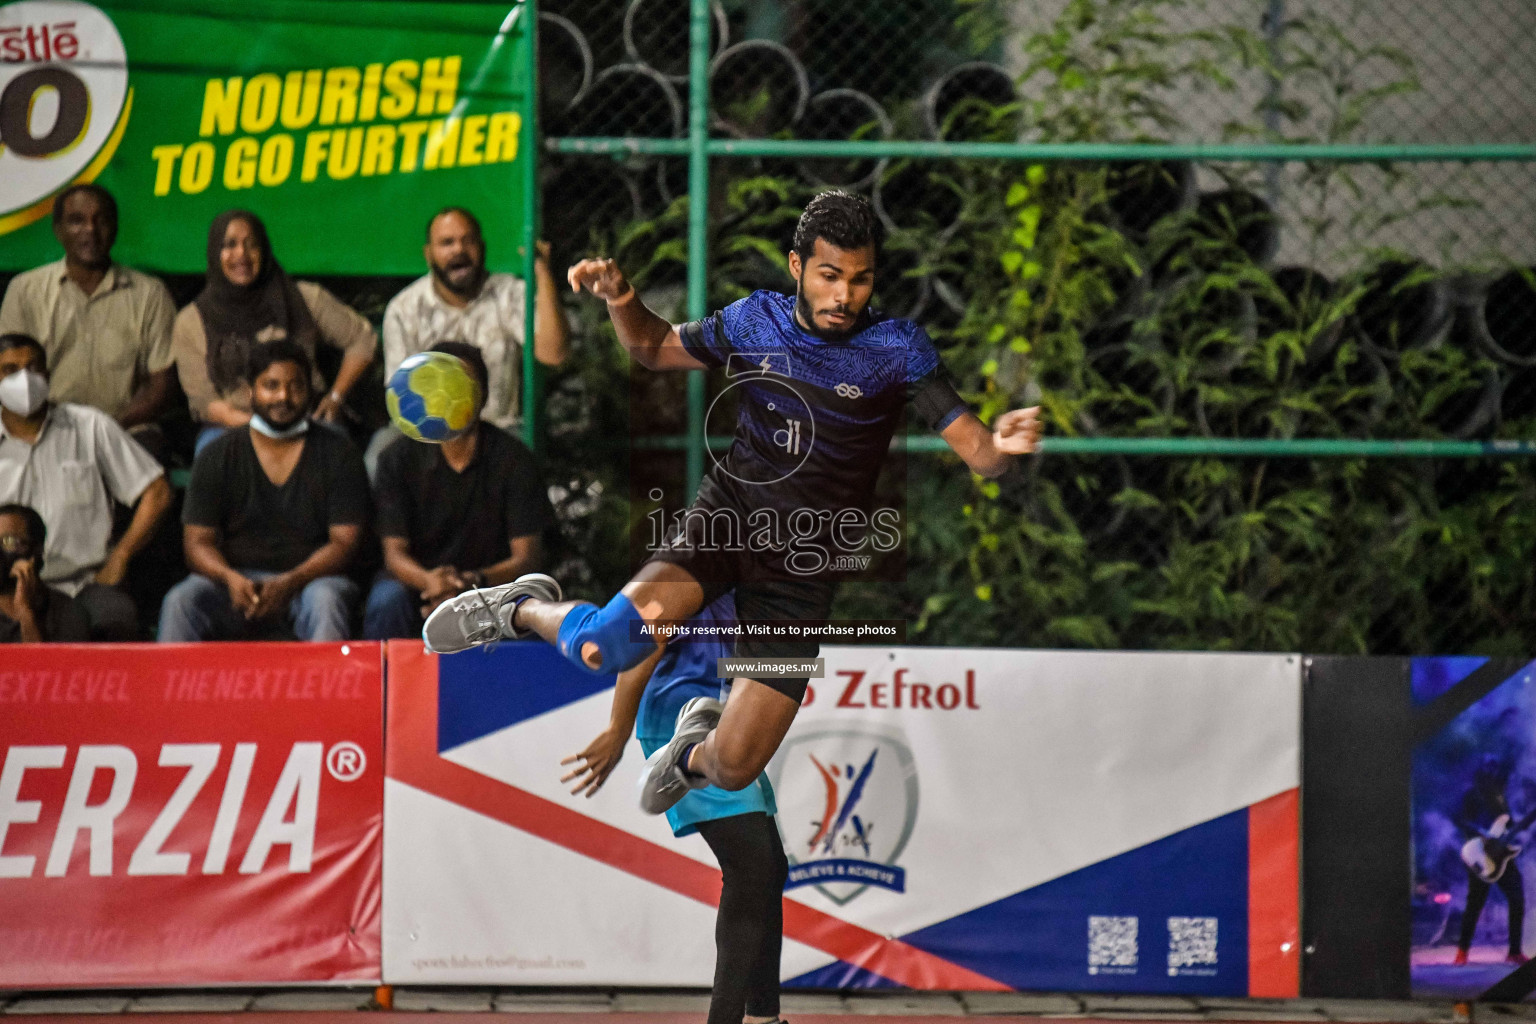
[363,342,555,640]
[158,340,369,642]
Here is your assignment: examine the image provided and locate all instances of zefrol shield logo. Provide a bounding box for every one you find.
[767,725,917,906]
[0,1,130,234]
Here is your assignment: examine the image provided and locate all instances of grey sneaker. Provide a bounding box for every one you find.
[421,573,562,654]
[638,696,723,814]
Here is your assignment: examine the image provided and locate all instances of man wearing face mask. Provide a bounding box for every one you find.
[0,185,177,442]
[0,503,91,643]
[158,340,369,642]
[0,334,173,640]
[370,207,570,472]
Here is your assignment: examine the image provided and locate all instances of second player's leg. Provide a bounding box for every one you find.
[743,814,789,1023]
[696,812,789,1024]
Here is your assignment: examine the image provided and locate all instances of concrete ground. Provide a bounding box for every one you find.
[0,990,1534,1022]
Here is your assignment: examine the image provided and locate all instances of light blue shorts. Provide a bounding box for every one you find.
[638,735,777,837]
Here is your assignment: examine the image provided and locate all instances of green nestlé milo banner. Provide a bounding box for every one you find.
[0,0,533,274]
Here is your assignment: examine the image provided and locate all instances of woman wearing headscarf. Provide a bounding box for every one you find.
[173,210,377,452]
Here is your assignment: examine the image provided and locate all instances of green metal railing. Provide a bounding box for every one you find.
[538,0,1536,493]
[631,437,1536,457]
[551,138,1536,162]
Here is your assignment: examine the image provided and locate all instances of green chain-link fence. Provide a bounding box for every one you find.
[529,0,1536,655]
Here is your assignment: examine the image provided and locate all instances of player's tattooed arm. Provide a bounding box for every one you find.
[560,645,663,797]
[940,407,1044,478]
[566,258,706,371]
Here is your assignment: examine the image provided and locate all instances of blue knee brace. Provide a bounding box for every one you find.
[555,592,651,674]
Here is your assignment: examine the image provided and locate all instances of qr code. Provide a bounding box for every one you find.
[1088,915,1139,968]
[1168,916,1218,969]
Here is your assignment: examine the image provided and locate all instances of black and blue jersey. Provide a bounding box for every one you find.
[679,290,967,523]
[652,291,968,685]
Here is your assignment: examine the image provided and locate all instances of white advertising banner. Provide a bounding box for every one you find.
[382,641,1300,994]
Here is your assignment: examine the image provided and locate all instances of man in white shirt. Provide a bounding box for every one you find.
[0,333,173,640]
[372,207,570,470]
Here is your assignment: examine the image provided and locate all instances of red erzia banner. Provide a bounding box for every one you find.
[0,642,383,986]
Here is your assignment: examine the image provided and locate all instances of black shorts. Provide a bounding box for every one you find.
[643,486,836,703]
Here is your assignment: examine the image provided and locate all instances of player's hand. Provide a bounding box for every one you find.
[226,572,261,619]
[566,258,632,303]
[993,406,1044,455]
[560,727,628,798]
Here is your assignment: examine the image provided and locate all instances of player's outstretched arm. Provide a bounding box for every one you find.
[939,407,1044,478]
[560,645,662,797]
[567,258,706,372]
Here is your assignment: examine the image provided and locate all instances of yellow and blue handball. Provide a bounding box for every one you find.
[385,351,482,443]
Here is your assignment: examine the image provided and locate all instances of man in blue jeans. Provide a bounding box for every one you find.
[158,340,368,642]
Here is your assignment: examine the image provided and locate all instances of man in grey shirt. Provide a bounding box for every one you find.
[0,333,172,639]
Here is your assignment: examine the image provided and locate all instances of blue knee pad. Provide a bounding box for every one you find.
[556,593,651,674]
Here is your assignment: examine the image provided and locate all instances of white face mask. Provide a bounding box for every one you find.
[249,412,309,440]
[0,369,49,417]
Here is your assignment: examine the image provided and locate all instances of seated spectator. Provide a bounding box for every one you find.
[370,207,569,471]
[159,340,368,642]
[173,210,377,454]
[0,185,177,452]
[0,503,90,643]
[364,341,556,640]
[0,333,173,640]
